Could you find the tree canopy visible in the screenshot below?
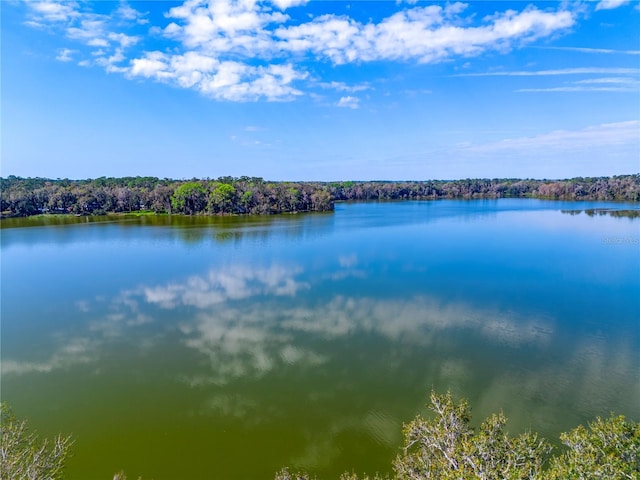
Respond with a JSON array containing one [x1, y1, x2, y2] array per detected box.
[[1, 175, 638, 218], [0, 176, 336, 217], [0, 403, 73, 480], [276, 391, 640, 480]]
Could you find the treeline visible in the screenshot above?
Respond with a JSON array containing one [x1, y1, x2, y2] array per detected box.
[[0, 176, 333, 217], [1, 174, 638, 218], [327, 174, 640, 202]]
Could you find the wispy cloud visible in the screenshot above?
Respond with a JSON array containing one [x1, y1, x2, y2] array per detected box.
[[336, 96, 360, 109], [55, 48, 76, 62], [595, 0, 631, 11], [25, 0, 80, 26], [116, 1, 149, 25], [459, 67, 640, 93], [517, 86, 637, 92], [536, 46, 640, 55], [455, 67, 640, 77], [573, 77, 639, 84], [514, 73, 640, 93], [463, 120, 639, 154], [319, 81, 371, 93]]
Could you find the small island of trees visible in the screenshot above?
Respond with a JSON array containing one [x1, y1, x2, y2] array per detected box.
[[1, 174, 638, 218]]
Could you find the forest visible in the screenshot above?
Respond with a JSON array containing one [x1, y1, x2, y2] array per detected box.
[[1, 174, 638, 218]]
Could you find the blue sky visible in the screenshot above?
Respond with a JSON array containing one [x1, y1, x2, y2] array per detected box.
[[2, 0, 639, 181]]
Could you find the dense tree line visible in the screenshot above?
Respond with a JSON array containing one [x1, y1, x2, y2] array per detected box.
[[0, 176, 333, 217], [1, 174, 638, 218], [326, 175, 640, 202]]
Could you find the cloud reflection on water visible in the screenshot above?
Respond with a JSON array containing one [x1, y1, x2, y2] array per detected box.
[[1, 337, 96, 375], [2, 260, 554, 379], [141, 264, 309, 309], [3, 260, 638, 451], [278, 296, 553, 347], [474, 333, 640, 440]]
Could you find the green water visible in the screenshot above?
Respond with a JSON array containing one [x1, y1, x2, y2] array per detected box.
[[2, 199, 639, 479]]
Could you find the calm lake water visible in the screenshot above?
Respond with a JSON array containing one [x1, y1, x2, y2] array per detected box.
[[2, 199, 639, 479]]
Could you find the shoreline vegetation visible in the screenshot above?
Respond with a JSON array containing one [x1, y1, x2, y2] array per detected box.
[[1, 174, 638, 219], [2, 392, 638, 480]]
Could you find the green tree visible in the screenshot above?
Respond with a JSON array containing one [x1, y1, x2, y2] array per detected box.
[[0, 403, 73, 480], [208, 183, 237, 214], [240, 189, 254, 213], [547, 414, 640, 479], [277, 392, 639, 480], [393, 391, 551, 480], [171, 182, 207, 215]]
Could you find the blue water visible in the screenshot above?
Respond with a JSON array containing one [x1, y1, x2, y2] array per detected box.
[[2, 199, 639, 479]]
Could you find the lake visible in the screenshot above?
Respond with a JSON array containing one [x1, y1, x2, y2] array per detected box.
[[2, 199, 639, 479]]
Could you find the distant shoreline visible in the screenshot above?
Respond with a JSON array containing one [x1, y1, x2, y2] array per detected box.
[[1, 174, 638, 218]]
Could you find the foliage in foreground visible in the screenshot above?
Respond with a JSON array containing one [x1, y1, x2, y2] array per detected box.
[[2, 393, 638, 480], [276, 391, 640, 480], [0, 403, 72, 480]]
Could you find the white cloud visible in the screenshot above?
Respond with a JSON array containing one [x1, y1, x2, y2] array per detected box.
[[274, 14, 363, 64], [55, 48, 75, 62], [275, 5, 575, 64], [337, 96, 360, 109], [116, 1, 148, 24], [595, 0, 631, 10], [128, 52, 307, 101], [116, 1, 139, 20], [573, 77, 639, 84], [270, 0, 309, 10], [130, 51, 173, 78], [95, 48, 129, 73], [87, 38, 109, 48], [20, 1, 583, 102], [319, 81, 370, 93], [108, 32, 140, 48], [27, 1, 80, 24], [66, 17, 109, 45], [165, 0, 288, 52]]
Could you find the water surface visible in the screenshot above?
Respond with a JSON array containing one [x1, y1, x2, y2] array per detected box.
[[2, 199, 639, 479]]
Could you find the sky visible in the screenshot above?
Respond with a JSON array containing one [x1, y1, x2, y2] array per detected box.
[[1, 0, 639, 181]]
